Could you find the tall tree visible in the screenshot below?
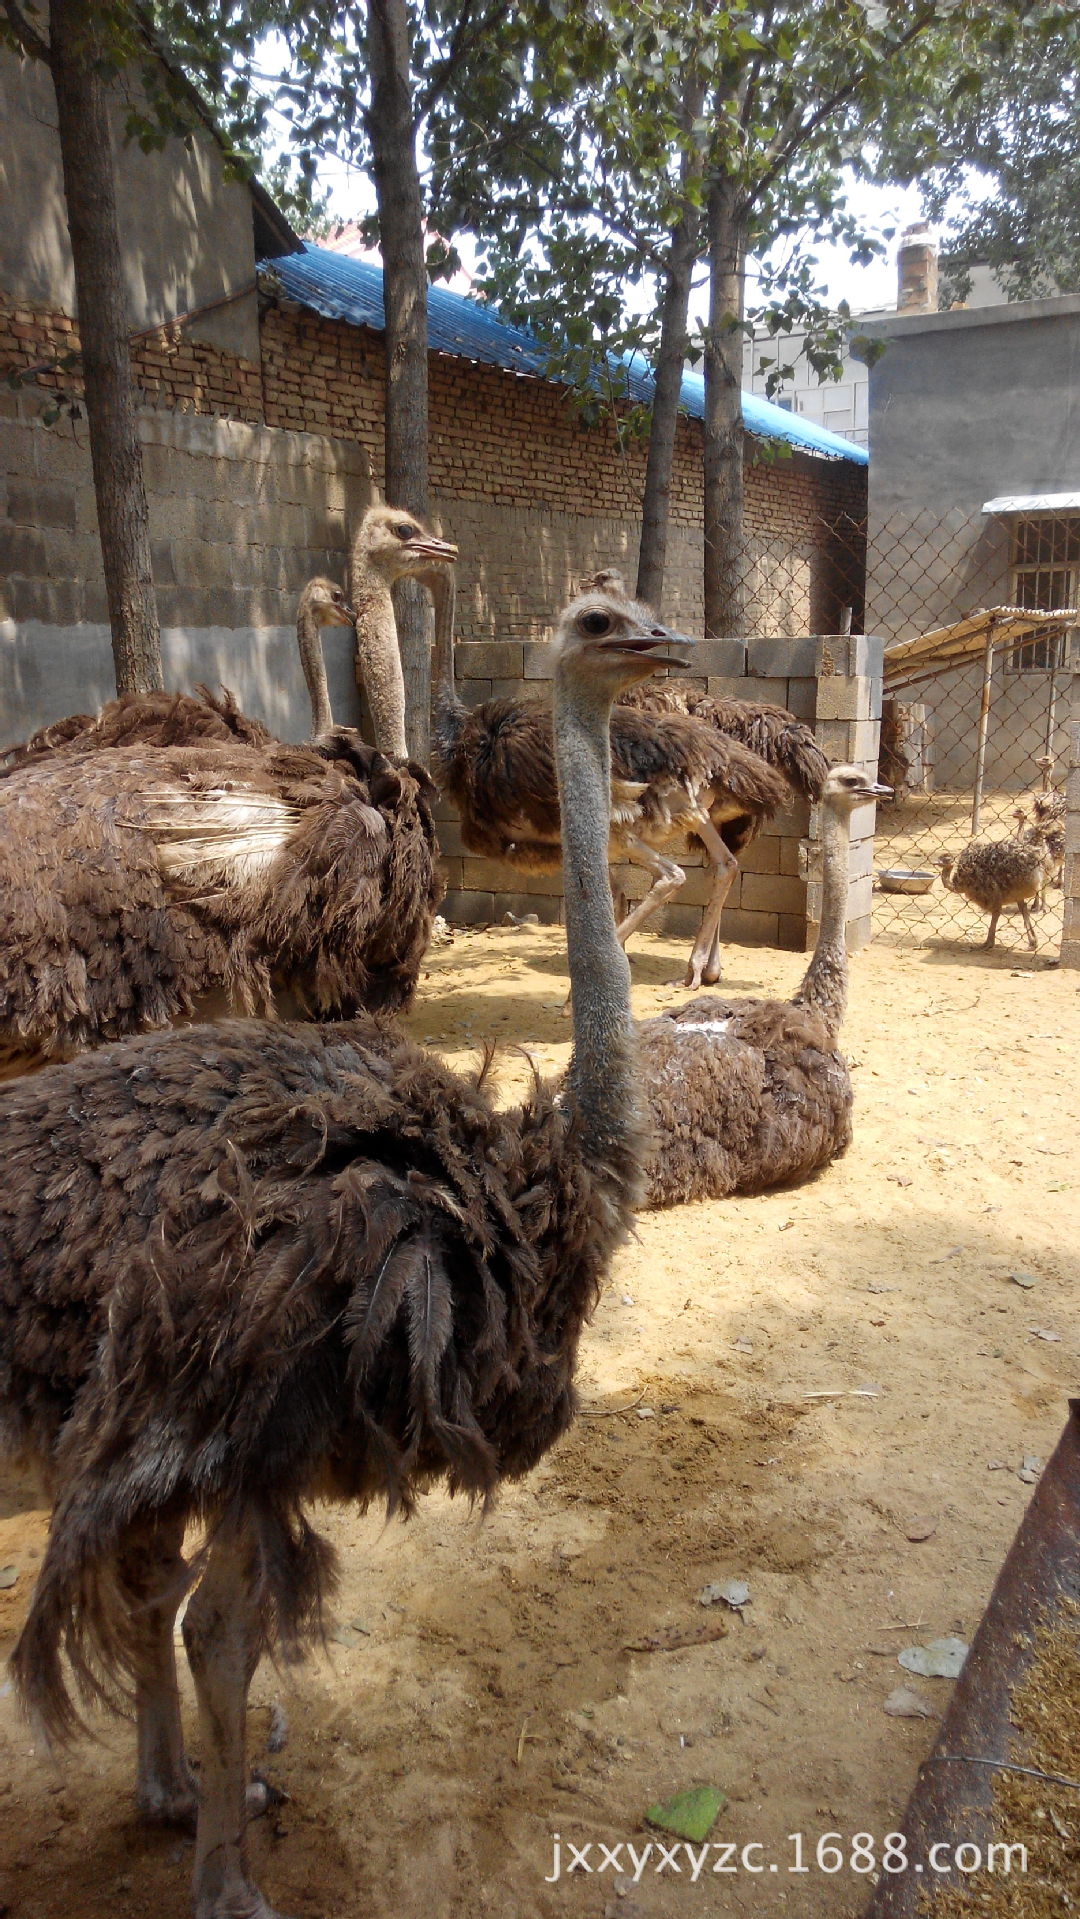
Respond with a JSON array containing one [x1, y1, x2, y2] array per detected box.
[[2, 0, 163, 691]]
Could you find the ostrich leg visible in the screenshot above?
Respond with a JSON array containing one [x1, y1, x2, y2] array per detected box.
[[117, 1515, 198, 1828], [982, 907, 1001, 950], [613, 837, 687, 948], [1020, 901, 1038, 950], [681, 812, 739, 989], [182, 1524, 280, 1919]]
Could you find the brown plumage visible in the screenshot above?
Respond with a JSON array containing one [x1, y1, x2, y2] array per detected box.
[[934, 833, 1052, 951], [0, 730, 442, 1076], [0, 588, 684, 1919], [0, 530, 462, 1077], [639, 764, 889, 1206], [1013, 796, 1065, 907], [429, 569, 789, 987], [580, 567, 830, 805]]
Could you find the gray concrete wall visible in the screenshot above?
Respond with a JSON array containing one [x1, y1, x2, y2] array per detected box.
[[861, 296, 1080, 801], [0, 41, 260, 360], [0, 397, 374, 743]]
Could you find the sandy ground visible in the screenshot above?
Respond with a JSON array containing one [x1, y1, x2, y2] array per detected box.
[[1, 919, 1078, 1919]]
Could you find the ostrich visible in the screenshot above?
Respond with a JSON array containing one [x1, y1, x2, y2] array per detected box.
[[348, 504, 457, 755], [0, 578, 356, 771], [579, 568, 830, 805], [0, 587, 688, 1919], [933, 833, 1053, 951], [638, 764, 890, 1207], [427, 565, 788, 988], [0, 520, 460, 1075]]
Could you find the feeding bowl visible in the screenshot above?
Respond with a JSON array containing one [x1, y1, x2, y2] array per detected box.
[[877, 868, 936, 895]]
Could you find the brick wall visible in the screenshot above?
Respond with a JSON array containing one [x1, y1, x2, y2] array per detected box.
[[0, 297, 264, 425], [260, 300, 866, 640]]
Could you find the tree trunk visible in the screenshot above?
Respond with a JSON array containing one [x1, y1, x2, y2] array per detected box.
[[636, 75, 706, 612], [49, 0, 162, 694], [702, 171, 747, 638], [635, 213, 701, 611], [366, 0, 431, 760]]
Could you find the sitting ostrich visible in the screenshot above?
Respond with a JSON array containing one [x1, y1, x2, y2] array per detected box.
[[580, 568, 830, 805], [0, 514, 459, 1075], [0, 586, 687, 1919], [639, 764, 889, 1206], [934, 832, 1053, 951], [427, 565, 788, 988]]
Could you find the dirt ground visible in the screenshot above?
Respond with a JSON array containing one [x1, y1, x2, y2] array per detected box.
[[1, 919, 1077, 1919]]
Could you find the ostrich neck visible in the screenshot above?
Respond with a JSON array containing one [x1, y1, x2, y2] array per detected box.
[[554, 678, 640, 1176], [795, 799, 852, 1039], [352, 569, 408, 759], [429, 564, 467, 753], [297, 608, 334, 737]]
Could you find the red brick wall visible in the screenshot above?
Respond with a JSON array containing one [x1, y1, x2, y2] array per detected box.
[[0, 298, 263, 423]]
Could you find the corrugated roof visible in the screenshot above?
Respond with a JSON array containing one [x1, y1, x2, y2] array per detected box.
[[884, 605, 1077, 685], [266, 244, 868, 466], [983, 492, 1080, 514]]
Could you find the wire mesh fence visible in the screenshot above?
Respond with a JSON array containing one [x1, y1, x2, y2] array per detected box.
[[727, 504, 1074, 956]]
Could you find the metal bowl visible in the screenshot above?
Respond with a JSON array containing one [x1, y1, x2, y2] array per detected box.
[[877, 868, 936, 896]]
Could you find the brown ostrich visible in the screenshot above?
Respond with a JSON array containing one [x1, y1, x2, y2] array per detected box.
[[0, 586, 687, 1919], [638, 764, 889, 1207], [934, 833, 1053, 951], [0, 578, 355, 771], [579, 568, 830, 805], [428, 566, 788, 988]]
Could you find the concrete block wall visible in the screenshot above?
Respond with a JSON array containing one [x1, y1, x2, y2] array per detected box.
[[441, 630, 886, 956], [0, 396, 374, 743]]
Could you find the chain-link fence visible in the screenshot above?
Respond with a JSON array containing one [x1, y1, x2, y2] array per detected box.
[[861, 507, 1073, 955], [711, 505, 1074, 956]]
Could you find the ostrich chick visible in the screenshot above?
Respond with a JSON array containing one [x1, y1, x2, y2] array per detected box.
[[639, 765, 889, 1206], [0, 588, 690, 1919], [934, 833, 1052, 951]]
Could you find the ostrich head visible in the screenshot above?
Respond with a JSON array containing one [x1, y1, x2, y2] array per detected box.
[[354, 505, 458, 584], [551, 590, 693, 692], [819, 763, 892, 811], [932, 852, 957, 886], [577, 566, 629, 598], [298, 577, 356, 628]]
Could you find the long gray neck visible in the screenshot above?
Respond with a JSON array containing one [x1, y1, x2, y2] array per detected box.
[[352, 566, 408, 758], [429, 564, 466, 752], [298, 607, 334, 737], [795, 797, 852, 1039], [555, 672, 640, 1177]]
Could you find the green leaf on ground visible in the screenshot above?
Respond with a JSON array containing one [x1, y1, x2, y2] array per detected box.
[[644, 1784, 727, 1842]]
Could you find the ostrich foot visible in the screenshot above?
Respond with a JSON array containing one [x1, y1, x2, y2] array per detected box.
[[140, 1770, 283, 1834], [195, 1876, 291, 1919], [137, 1758, 199, 1830], [682, 958, 719, 989]]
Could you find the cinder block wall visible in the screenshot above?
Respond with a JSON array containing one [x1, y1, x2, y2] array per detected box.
[[440, 631, 885, 954]]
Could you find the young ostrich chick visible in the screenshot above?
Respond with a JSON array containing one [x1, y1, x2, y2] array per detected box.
[[934, 832, 1052, 950], [0, 589, 690, 1919], [638, 764, 889, 1206]]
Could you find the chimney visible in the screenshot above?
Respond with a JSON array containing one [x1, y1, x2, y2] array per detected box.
[[897, 223, 938, 313]]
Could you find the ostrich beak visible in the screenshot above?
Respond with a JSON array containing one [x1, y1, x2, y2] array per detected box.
[[858, 779, 892, 800], [613, 624, 695, 672], [409, 537, 458, 566]]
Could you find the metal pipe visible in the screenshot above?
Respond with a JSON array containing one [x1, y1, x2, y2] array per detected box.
[[970, 626, 996, 835]]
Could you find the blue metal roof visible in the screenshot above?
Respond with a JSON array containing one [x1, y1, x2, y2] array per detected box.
[[268, 243, 867, 466]]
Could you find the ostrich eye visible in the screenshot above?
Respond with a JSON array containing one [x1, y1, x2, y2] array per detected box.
[[394, 522, 416, 540], [581, 611, 612, 636]]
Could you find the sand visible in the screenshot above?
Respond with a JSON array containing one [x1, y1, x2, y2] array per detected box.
[[1, 922, 1077, 1919]]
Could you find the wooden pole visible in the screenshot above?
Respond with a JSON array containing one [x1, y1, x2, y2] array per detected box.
[[970, 623, 996, 836]]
